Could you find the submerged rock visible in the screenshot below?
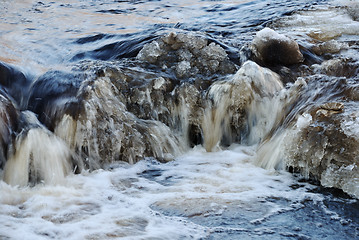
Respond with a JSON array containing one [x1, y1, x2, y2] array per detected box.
[[311, 40, 349, 56], [319, 58, 359, 78], [251, 28, 304, 66]]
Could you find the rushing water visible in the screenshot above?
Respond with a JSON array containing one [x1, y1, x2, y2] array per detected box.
[[1, 0, 359, 239]]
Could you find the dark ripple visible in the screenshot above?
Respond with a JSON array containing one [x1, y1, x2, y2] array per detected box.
[[75, 33, 116, 44], [72, 32, 160, 61]]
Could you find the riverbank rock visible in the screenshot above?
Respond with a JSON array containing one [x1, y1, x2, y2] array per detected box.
[[286, 105, 359, 198], [251, 28, 304, 66], [283, 77, 359, 198]]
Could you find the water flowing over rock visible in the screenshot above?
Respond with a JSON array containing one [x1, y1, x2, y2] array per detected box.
[[18, 33, 282, 174], [285, 78, 359, 198], [3, 111, 73, 186], [2, 1, 359, 238], [0, 27, 359, 200], [46, 58, 281, 169]]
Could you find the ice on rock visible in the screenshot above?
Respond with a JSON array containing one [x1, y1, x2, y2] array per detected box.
[[176, 61, 191, 78], [137, 32, 237, 78], [137, 41, 163, 64], [178, 49, 193, 61], [201, 42, 227, 61]]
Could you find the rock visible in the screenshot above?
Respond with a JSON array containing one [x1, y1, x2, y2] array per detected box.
[[345, 2, 359, 21], [136, 41, 163, 64], [0, 61, 31, 108], [0, 90, 19, 168], [282, 78, 359, 198], [252, 27, 304, 66], [286, 108, 359, 198], [202, 61, 283, 151], [310, 102, 344, 121], [22, 35, 286, 174], [27, 70, 84, 131]]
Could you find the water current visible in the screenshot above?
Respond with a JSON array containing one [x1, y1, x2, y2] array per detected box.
[[1, 0, 359, 239]]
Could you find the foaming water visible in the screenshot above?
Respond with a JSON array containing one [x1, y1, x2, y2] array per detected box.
[[1, 146, 358, 239]]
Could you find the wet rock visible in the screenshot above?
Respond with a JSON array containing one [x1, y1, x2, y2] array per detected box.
[[310, 102, 344, 121], [25, 33, 285, 172], [254, 74, 359, 198], [49, 67, 184, 170], [27, 70, 85, 131], [345, 2, 359, 21], [202, 61, 283, 151], [282, 78, 359, 198], [286, 108, 359, 198], [33, 58, 283, 168], [0, 90, 19, 169], [0, 61, 31, 108], [252, 28, 304, 66]]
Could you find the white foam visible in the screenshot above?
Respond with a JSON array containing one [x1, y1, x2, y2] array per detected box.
[[0, 146, 321, 239]]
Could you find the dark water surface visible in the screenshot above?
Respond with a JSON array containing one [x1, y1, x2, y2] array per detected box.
[[0, 0, 325, 68]]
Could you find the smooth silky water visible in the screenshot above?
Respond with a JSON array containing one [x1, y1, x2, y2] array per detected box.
[[1, 0, 359, 239]]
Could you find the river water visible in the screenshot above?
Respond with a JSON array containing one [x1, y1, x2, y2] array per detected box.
[[1, 0, 359, 239]]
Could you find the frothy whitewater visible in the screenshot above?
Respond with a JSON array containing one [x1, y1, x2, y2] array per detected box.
[[1, 0, 359, 239]]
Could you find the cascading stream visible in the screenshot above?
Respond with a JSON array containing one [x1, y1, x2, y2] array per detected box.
[[1, 0, 359, 239]]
